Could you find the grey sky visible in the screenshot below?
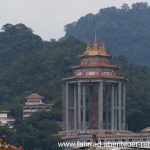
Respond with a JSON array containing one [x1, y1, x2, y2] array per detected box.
[[0, 0, 149, 40]]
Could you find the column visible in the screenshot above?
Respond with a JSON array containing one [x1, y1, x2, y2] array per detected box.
[[62, 84, 65, 131], [98, 81, 103, 130], [78, 82, 81, 130], [82, 84, 86, 130], [114, 84, 118, 130], [65, 83, 69, 131], [111, 85, 115, 130], [123, 83, 126, 130], [106, 87, 109, 129], [118, 82, 122, 130], [74, 84, 77, 130]]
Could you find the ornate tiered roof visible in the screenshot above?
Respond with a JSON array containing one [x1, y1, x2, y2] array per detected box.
[[80, 41, 111, 57], [25, 93, 44, 99], [63, 36, 126, 81]]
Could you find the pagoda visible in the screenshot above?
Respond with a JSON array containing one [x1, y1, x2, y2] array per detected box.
[[23, 93, 54, 119], [62, 35, 127, 132]]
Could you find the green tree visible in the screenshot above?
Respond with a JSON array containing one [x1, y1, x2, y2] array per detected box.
[[11, 111, 62, 150]]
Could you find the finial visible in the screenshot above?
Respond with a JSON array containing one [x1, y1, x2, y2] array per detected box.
[[93, 31, 98, 49]]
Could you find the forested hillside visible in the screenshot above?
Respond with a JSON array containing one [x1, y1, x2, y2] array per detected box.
[[65, 2, 150, 67], [0, 23, 150, 149], [0, 23, 84, 117], [0, 23, 150, 131]]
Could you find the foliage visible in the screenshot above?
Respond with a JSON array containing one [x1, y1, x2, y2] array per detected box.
[[10, 111, 62, 150], [0, 126, 13, 143], [0, 24, 84, 118]]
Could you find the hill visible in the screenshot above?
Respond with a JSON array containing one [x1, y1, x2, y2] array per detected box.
[[65, 2, 150, 67], [0, 23, 150, 133], [0, 23, 84, 118]]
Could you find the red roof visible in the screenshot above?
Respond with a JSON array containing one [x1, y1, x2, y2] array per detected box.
[[25, 93, 44, 99], [0, 109, 10, 113], [71, 63, 119, 69], [63, 75, 127, 81]]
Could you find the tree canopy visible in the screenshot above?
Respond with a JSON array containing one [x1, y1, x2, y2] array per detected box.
[[10, 111, 62, 150]]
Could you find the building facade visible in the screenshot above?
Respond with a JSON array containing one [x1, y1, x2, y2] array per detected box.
[[62, 38, 127, 132], [23, 93, 54, 119], [59, 129, 150, 149], [0, 110, 15, 127]]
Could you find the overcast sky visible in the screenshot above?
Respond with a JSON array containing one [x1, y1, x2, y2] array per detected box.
[[0, 0, 149, 40]]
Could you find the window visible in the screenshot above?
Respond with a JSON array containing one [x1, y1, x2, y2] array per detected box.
[[75, 71, 83, 76]]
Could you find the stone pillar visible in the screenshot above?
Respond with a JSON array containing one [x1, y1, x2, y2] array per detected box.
[[89, 86, 93, 129], [74, 84, 77, 130], [82, 84, 86, 130], [111, 85, 115, 130], [114, 85, 118, 130], [98, 81, 103, 130], [118, 82, 122, 130], [123, 83, 126, 130], [105, 90, 109, 129], [78, 82, 81, 130], [65, 83, 69, 131], [62, 84, 65, 131]]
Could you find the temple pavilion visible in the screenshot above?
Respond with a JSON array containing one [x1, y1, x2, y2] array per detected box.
[[62, 36, 127, 132], [23, 93, 54, 119]]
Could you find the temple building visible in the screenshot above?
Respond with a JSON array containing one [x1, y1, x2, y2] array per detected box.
[[60, 36, 150, 149], [0, 110, 15, 128], [62, 36, 127, 132], [23, 93, 54, 119]]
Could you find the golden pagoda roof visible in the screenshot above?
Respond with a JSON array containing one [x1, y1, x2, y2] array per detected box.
[[83, 42, 111, 57], [80, 33, 111, 57]]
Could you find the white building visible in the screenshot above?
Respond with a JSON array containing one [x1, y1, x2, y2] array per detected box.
[[0, 110, 15, 127], [23, 93, 54, 119]]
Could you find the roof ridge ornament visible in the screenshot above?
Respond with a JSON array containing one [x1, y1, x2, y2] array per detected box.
[[83, 33, 110, 57], [86, 38, 90, 51], [93, 31, 98, 50]]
